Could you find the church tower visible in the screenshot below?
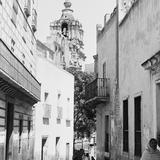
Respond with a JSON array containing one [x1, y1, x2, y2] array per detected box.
[[46, 0, 85, 70]]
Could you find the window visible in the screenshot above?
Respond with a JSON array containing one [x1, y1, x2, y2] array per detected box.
[[57, 107, 63, 120], [30, 50, 33, 55], [43, 117, 49, 125], [23, 18, 27, 31], [134, 96, 141, 157], [22, 36, 26, 44], [49, 51, 54, 60], [66, 98, 70, 120], [11, 0, 18, 26], [57, 118, 61, 124], [58, 93, 61, 100], [22, 53, 25, 59], [11, 38, 15, 53], [66, 120, 71, 127], [123, 99, 129, 152], [44, 92, 49, 102], [32, 8, 37, 32], [102, 62, 106, 87], [105, 115, 109, 152], [103, 62, 106, 78], [19, 116, 23, 153]]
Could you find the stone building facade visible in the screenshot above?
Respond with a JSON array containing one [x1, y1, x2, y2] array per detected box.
[[119, 0, 160, 159], [0, 0, 40, 160], [94, 10, 117, 160], [46, 0, 86, 70], [86, 0, 160, 159], [34, 41, 74, 160]]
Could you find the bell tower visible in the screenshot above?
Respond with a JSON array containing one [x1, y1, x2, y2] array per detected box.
[[47, 0, 85, 70]]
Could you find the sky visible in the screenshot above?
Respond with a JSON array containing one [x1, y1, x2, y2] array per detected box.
[[37, 0, 117, 64]]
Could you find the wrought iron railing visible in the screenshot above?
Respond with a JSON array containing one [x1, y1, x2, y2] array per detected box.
[[0, 40, 40, 101], [85, 78, 109, 102]]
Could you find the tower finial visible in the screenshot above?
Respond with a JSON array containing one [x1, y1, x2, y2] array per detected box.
[[64, 0, 72, 9]]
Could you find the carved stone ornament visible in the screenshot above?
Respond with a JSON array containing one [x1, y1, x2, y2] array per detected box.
[[141, 51, 160, 74]]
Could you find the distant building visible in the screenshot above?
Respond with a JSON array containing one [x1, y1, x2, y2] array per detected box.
[[0, 0, 40, 160], [37, 40, 65, 69], [84, 63, 94, 73], [34, 41, 74, 160], [46, 0, 86, 70]]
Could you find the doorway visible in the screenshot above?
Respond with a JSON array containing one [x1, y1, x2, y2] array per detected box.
[[66, 143, 70, 160], [41, 137, 47, 160], [134, 96, 141, 157], [156, 84, 160, 146], [5, 102, 14, 160]]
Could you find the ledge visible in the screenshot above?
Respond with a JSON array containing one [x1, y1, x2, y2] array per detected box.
[[141, 50, 160, 71]]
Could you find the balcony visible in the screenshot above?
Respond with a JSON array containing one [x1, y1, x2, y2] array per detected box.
[[0, 39, 40, 104], [85, 78, 109, 105]]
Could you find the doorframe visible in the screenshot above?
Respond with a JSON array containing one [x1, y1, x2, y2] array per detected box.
[[41, 136, 48, 160]]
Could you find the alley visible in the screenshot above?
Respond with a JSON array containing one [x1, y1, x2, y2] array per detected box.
[[1, 0, 160, 160]]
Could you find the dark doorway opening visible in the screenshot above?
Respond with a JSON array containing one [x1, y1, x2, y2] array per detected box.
[[123, 99, 129, 152], [5, 102, 14, 160], [66, 143, 70, 160], [41, 137, 47, 160], [134, 96, 141, 157], [105, 115, 109, 153]]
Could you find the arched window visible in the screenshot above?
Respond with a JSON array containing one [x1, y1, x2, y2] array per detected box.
[[61, 23, 68, 37]]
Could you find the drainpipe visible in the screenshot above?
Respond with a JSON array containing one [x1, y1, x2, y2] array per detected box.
[[116, 0, 119, 90], [115, 0, 120, 159]]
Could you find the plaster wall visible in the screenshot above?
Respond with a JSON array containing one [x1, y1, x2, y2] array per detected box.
[[34, 55, 74, 160], [96, 12, 117, 160], [119, 0, 160, 159]]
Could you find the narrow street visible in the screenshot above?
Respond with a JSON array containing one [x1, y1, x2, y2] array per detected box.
[[0, 0, 160, 160]]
